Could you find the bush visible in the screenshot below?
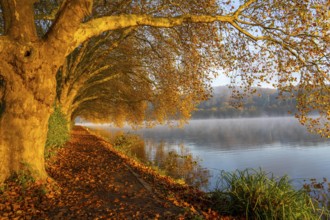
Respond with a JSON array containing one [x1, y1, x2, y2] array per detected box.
[[45, 106, 69, 158], [210, 168, 326, 219], [112, 133, 145, 158]]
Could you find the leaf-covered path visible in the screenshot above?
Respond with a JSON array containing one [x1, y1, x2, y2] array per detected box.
[[47, 126, 185, 219], [1, 126, 224, 219]]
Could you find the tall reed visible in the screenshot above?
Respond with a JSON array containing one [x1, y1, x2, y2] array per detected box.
[[210, 168, 327, 219]]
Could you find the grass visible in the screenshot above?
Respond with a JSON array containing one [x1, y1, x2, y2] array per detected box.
[[303, 177, 330, 213], [8, 163, 36, 190], [111, 133, 145, 156], [210, 168, 328, 220], [45, 105, 70, 159], [110, 133, 209, 187], [89, 130, 329, 219], [108, 133, 189, 186]]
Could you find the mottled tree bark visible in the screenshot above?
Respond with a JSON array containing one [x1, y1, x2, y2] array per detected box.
[[0, 0, 318, 182], [0, 0, 231, 182], [0, 43, 56, 182], [0, 0, 92, 182]]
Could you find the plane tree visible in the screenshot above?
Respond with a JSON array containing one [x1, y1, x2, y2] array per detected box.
[[57, 24, 213, 127], [56, 28, 138, 124], [0, 0, 329, 182], [56, 1, 220, 126]]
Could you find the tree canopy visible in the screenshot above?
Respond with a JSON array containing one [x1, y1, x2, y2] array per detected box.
[[57, 25, 211, 127], [50, 0, 330, 135], [0, 0, 329, 182]]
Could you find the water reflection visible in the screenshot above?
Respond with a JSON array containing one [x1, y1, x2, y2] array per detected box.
[[93, 130, 210, 189], [85, 117, 330, 191], [150, 141, 210, 189]]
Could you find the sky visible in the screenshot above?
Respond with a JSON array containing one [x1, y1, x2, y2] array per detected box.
[[211, 75, 230, 87], [211, 74, 276, 89]]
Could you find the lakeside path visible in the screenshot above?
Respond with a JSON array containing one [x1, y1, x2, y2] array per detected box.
[[0, 126, 226, 219]]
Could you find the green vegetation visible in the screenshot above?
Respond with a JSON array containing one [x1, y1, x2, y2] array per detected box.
[[112, 133, 145, 158], [45, 106, 70, 158], [9, 170, 35, 190], [109, 132, 209, 188], [303, 178, 330, 212], [210, 169, 327, 219], [5, 163, 37, 195], [1, 0, 329, 184]]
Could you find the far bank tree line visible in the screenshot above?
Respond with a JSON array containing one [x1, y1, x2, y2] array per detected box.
[[0, 0, 328, 183], [193, 86, 297, 118]]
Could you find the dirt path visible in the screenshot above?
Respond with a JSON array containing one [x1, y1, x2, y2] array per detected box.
[[46, 126, 185, 219], [0, 126, 222, 219]]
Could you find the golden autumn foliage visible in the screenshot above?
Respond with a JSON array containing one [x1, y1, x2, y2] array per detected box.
[[0, 127, 223, 219], [0, 0, 328, 182], [54, 0, 329, 135]]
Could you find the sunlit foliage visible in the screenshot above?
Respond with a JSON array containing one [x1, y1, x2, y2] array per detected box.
[[51, 0, 329, 135], [0, 0, 329, 182]]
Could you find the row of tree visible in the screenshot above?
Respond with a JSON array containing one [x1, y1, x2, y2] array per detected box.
[[0, 0, 328, 183]]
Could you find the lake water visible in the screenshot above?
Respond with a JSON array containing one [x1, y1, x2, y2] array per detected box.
[[84, 117, 330, 191]]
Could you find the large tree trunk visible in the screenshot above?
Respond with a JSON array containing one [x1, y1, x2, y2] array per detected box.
[[0, 103, 51, 182], [0, 0, 91, 183], [0, 51, 56, 183]]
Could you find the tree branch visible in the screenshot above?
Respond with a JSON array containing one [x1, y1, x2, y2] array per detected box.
[[70, 72, 121, 107], [0, 0, 38, 41], [228, 20, 310, 67], [78, 64, 114, 87], [70, 95, 99, 111], [69, 14, 235, 53], [83, 73, 121, 92], [68, 41, 90, 80], [67, 0, 258, 54], [233, 0, 256, 18], [35, 5, 60, 20], [45, 0, 92, 55]]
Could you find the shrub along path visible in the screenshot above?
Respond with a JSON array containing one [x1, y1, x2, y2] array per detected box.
[[0, 126, 227, 219]]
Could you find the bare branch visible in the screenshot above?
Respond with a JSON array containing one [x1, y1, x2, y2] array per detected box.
[[233, 0, 256, 18]]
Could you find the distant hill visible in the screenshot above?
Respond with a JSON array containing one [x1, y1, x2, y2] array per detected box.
[[192, 86, 297, 118]]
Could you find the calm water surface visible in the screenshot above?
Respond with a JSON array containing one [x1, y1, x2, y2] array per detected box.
[[85, 117, 330, 190]]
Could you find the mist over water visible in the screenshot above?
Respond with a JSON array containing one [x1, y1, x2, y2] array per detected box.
[[85, 117, 330, 190], [134, 117, 326, 148]]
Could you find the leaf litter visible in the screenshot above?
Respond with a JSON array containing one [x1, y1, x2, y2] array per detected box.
[[0, 126, 234, 219]]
